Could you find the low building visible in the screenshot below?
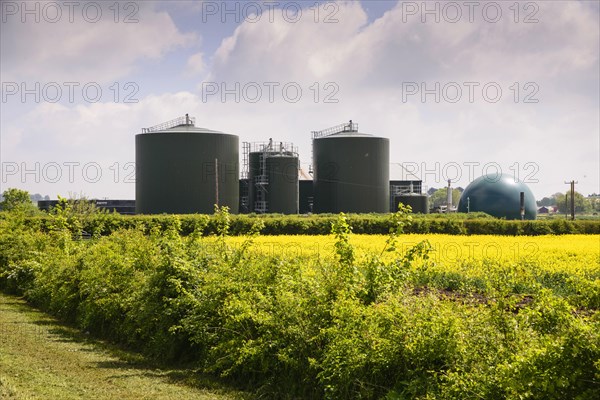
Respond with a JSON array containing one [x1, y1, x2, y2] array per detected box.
[[38, 200, 135, 215]]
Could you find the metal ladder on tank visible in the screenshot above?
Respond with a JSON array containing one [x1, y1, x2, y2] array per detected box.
[[241, 142, 250, 180], [254, 151, 269, 213], [240, 142, 251, 210]]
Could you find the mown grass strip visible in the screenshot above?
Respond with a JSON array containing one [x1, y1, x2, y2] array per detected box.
[[0, 292, 249, 400]]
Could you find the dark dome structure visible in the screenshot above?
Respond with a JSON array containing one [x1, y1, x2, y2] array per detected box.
[[457, 174, 537, 220]]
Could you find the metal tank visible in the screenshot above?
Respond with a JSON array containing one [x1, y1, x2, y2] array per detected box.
[[457, 173, 537, 220], [312, 121, 389, 213], [393, 195, 429, 214], [389, 180, 425, 212], [267, 155, 299, 214], [136, 115, 239, 214], [246, 140, 299, 214]]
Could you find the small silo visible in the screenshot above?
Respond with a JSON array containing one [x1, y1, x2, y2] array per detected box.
[[246, 140, 299, 214], [312, 121, 389, 213], [394, 194, 429, 214], [389, 180, 427, 213], [136, 115, 239, 214]]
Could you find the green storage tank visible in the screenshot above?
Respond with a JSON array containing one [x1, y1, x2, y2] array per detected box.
[[313, 122, 389, 213], [247, 141, 299, 214], [394, 194, 429, 214], [457, 174, 537, 220], [266, 155, 299, 214], [389, 180, 425, 212], [136, 116, 239, 214]]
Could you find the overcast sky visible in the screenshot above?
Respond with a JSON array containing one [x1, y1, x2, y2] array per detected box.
[[1, 0, 599, 200]]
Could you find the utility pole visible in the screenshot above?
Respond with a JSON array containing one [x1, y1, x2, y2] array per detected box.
[[446, 179, 452, 213], [564, 180, 578, 221]]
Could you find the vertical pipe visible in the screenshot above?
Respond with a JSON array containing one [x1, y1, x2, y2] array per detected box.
[[446, 179, 452, 213], [520, 191, 525, 220], [215, 158, 219, 207], [571, 180, 575, 220]]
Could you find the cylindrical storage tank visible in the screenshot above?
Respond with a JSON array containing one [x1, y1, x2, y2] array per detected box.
[[313, 133, 389, 213], [136, 125, 239, 214], [248, 150, 299, 214], [394, 195, 429, 214], [266, 154, 299, 214]]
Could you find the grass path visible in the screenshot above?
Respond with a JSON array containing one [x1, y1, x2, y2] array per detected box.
[[0, 293, 248, 400]]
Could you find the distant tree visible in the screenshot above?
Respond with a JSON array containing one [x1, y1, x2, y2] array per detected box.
[[590, 197, 600, 212], [30, 193, 44, 202], [429, 188, 462, 208], [537, 196, 555, 207], [49, 195, 105, 218], [555, 192, 592, 214], [0, 188, 37, 213]]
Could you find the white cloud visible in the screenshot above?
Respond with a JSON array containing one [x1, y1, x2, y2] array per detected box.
[[2, 1, 598, 199], [193, 0, 598, 196], [208, 1, 370, 84], [0, 1, 197, 84], [185, 52, 206, 76]]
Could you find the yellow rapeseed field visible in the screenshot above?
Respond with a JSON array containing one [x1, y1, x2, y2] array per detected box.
[[226, 234, 600, 281], [228, 233, 597, 261]]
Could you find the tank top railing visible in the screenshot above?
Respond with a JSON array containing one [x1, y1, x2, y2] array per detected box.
[[246, 141, 298, 155], [142, 115, 196, 133], [390, 184, 428, 195], [311, 121, 358, 139]]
